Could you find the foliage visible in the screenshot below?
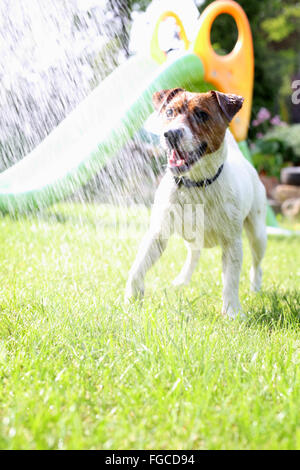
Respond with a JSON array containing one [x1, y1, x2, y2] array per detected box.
[[251, 124, 300, 178], [261, 3, 300, 43], [264, 123, 300, 158], [251, 146, 285, 179]]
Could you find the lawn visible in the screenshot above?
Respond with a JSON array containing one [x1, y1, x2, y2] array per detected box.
[[0, 202, 299, 450]]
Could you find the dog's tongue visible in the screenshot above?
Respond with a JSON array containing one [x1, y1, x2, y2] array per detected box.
[[168, 149, 187, 168]]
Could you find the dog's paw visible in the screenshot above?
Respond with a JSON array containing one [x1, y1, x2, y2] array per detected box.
[[227, 308, 245, 320], [172, 276, 190, 287], [124, 279, 144, 303], [222, 303, 245, 320]]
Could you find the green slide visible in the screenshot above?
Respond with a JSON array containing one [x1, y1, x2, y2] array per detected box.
[[0, 53, 208, 214]]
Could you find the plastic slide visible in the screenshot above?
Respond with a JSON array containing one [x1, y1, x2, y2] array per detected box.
[[0, 0, 277, 227]]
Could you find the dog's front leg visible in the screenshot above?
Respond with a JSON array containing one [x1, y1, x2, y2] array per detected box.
[[125, 230, 168, 301], [221, 237, 243, 318]]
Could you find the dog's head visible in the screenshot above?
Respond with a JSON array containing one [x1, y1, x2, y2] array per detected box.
[[152, 88, 244, 174]]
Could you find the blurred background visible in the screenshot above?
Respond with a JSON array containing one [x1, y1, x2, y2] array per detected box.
[[0, 0, 299, 216]]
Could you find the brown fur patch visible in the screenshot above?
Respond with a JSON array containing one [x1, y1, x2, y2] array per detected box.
[[211, 91, 244, 123], [155, 90, 233, 154]]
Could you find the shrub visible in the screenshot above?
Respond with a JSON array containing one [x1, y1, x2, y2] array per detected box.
[[250, 123, 300, 178]]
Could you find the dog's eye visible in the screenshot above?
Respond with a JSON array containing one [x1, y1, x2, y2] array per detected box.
[[166, 108, 174, 118], [193, 107, 209, 123]]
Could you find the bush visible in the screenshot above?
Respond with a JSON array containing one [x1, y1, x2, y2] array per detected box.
[[250, 124, 300, 178]]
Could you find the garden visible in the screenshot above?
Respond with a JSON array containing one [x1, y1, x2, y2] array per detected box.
[[0, 0, 299, 451]]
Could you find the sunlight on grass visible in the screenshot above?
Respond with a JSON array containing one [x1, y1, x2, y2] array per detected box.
[[0, 203, 299, 449]]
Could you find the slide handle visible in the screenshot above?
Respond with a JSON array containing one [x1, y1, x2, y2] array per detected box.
[[193, 0, 254, 141], [150, 11, 190, 65]]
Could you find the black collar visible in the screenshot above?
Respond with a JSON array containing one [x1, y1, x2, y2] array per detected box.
[[174, 164, 224, 189]]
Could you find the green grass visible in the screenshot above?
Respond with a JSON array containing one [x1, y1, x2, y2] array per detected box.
[[0, 202, 299, 450]]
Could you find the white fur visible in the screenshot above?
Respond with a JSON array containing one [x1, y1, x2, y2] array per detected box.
[[125, 130, 267, 318]]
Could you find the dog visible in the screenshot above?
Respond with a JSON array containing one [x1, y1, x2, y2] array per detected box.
[[125, 88, 267, 318]]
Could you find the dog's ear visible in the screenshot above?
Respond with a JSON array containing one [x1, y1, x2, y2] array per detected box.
[[152, 88, 184, 112], [211, 91, 244, 122]]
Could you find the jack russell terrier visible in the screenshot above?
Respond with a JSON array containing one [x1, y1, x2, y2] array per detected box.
[[125, 88, 267, 318]]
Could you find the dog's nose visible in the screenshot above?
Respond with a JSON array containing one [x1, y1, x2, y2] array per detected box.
[[164, 129, 183, 146]]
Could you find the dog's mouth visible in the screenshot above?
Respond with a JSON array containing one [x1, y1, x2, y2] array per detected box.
[[167, 142, 207, 173]]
